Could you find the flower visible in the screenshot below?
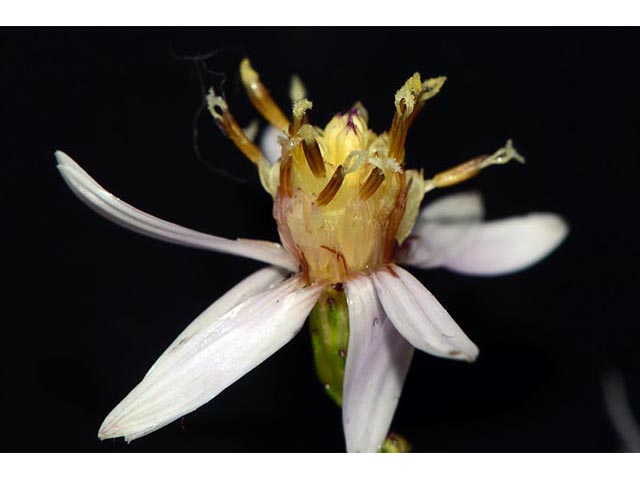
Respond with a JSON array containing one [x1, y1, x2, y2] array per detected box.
[[56, 59, 568, 452]]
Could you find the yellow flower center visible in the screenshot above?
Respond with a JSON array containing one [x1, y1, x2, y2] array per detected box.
[[273, 105, 422, 283]]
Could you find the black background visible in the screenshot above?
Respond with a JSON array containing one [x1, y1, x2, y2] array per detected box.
[[4, 28, 640, 452]]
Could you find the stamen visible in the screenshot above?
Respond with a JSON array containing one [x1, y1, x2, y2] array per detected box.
[[206, 88, 264, 166], [317, 166, 345, 206], [240, 58, 290, 131], [279, 152, 293, 197], [383, 179, 408, 262], [388, 74, 446, 162], [424, 139, 525, 193], [302, 137, 326, 178], [359, 167, 385, 200], [388, 104, 408, 162], [291, 98, 313, 136]]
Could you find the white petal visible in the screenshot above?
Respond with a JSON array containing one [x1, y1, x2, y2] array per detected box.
[[109, 267, 285, 423], [401, 192, 484, 268], [55, 151, 298, 271], [343, 275, 414, 453], [259, 125, 283, 164], [443, 213, 568, 276], [148, 267, 286, 379], [421, 191, 485, 223], [99, 274, 322, 442], [372, 265, 479, 362]]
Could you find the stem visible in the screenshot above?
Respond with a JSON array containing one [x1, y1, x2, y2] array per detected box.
[[308, 284, 412, 452], [308, 285, 349, 407]]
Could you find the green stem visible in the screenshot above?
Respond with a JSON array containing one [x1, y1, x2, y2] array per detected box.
[[308, 284, 349, 407], [308, 284, 412, 452]]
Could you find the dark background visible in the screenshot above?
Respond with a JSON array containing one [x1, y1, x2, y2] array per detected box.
[[3, 28, 639, 452]]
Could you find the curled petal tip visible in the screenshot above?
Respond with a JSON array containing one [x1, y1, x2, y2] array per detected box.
[[54, 150, 72, 166], [97, 418, 119, 441]]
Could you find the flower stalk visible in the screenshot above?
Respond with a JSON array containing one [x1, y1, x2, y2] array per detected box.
[[308, 284, 349, 407], [309, 283, 413, 452]]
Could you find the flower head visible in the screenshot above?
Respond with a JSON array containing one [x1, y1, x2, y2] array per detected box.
[[57, 58, 567, 451], [274, 105, 407, 283]]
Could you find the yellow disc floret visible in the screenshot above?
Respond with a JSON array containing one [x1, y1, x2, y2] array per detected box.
[[274, 106, 410, 283]]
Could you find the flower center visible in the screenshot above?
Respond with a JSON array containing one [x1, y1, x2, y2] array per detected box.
[[273, 108, 410, 283]]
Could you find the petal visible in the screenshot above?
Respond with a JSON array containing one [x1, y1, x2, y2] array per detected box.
[[343, 275, 414, 453], [401, 192, 485, 268], [98, 273, 322, 442], [259, 125, 283, 164], [443, 213, 568, 276], [372, 265, 479, 362], [55, 151, 298, 272], [421, 191, 485, 223], [147, 267, 286, 379]]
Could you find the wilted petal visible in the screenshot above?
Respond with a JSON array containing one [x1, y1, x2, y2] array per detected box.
[[259, 125, 283, 164], [55, 151, 298, 271], [443, 213, 568, 276], [98, 274, 322, 442], [401, 191, 484, 268], [343, 275, 413, 453], [372, 265, 478, 362]]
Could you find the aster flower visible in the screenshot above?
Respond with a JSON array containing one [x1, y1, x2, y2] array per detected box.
[[56, 59, 567, 452]]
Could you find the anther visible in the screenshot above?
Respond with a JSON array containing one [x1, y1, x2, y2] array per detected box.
[[359, 167, 385, 200], [317, 166, 345, 206], [302, 137, 326, 178], [290, 98, 313, 136], [206, 88, 263, 166], [240, 58, 290, 131], [388, 74, 446, 162], [279, 153, 293, 197]]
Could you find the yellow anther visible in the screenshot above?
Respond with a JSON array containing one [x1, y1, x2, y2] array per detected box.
[[359, 167, 385, 200], [291, 98, 313, 135], [394, 73, 423, 117], [240, 58, 290, 131], [317, 166, 345, 206], [302, 136, 326, 178]]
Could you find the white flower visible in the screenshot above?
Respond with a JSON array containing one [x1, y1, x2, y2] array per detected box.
[[56, 59, 568, 452]]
